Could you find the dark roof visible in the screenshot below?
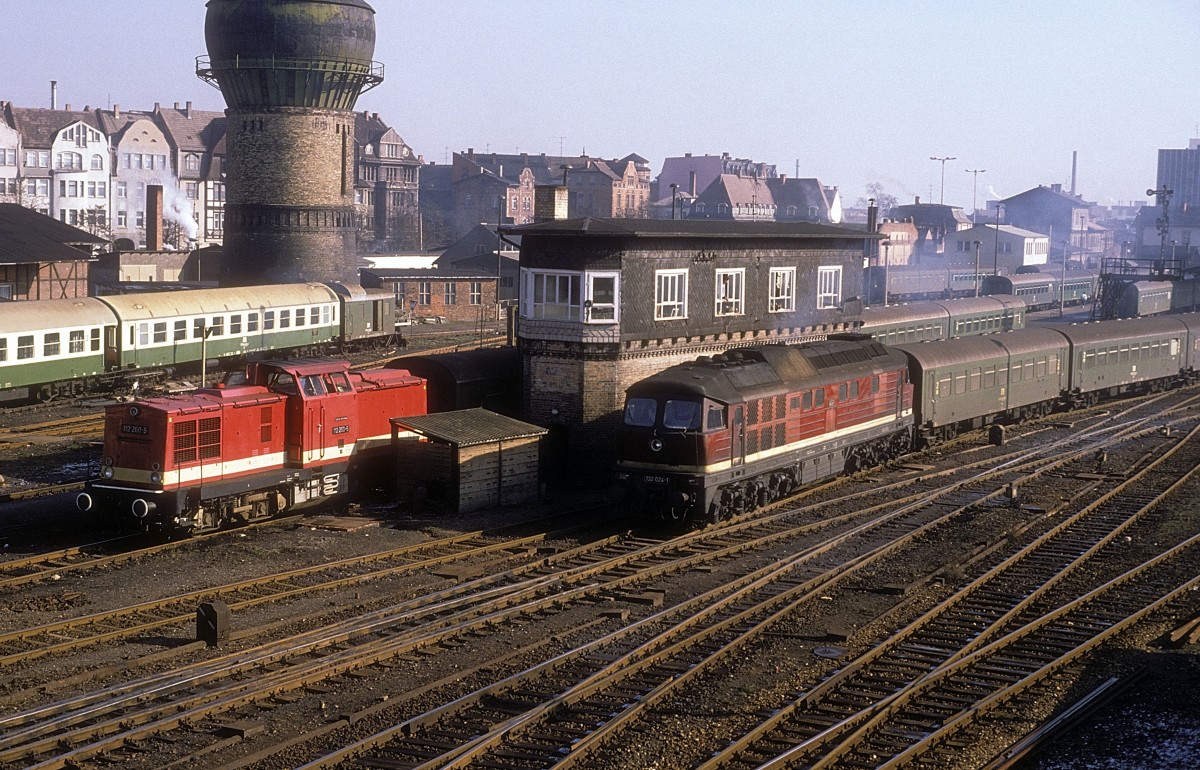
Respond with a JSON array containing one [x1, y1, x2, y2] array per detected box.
[[506, 217, 873, 240], [391, 408, 547, 446], [362, 265, 494, 280], [155, 105, 226, 154], [5, 107, 103, 147], [0, 204, 107, 263]]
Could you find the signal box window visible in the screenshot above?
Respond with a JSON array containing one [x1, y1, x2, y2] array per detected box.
[[655, 269, 687, 320], [585, 272, 618, 323], [527, 271, 581, 320], [715, 269, 744, 316], [817, 266, 842, 309], [769, 267, 795, 313]]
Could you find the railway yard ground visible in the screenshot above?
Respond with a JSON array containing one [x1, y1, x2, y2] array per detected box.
[[2, 326, 1200, 768]]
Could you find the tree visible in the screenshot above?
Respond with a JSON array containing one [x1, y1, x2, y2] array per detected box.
[[857, 183, 897, 217]]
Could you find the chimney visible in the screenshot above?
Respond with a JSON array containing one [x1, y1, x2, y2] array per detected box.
[[915, 195, 921, 204], [185, 101, 192, 118], [534, 185, 568, 222], [65, 103, 72, 112], [1070, 150, 1077, 196], [146, 184, 164, 251], [113, 104, 120, 119], [780, 174, 788, 184], [175, 102, 181, 110], [689, 170, 697, 196], [1051, 183, 1062, 193], [50, 80, 57, 110]]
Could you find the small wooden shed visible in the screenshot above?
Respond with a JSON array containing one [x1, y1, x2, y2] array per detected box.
[[390, 408, 547, 514]]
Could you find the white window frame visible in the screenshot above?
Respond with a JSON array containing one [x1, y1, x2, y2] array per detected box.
[[584, 271, 619, 324], [715, 268, 745, 316], [817, 266, 843, 309], [522, 269, 582, 321], [655, 269, 688, 320], [769, 267, 795, 313]]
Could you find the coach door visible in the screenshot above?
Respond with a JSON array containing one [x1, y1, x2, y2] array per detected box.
[[731, 406, 745, 467]]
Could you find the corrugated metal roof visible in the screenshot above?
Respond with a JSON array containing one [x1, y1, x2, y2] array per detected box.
[[391, 408, 547, 446]]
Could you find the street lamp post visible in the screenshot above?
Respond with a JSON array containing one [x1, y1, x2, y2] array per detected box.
[[882, 240, 892, 306], [973, 241, 982, 297], [669, 183, 678, 220], [930, 156, 956, 204], [965, 168, 985, 223], [993, 202, 1004, 275]]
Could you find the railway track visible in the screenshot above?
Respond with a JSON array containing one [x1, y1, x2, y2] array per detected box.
[[699, 423, 1200, 769], [1, 402, 1184, 769]]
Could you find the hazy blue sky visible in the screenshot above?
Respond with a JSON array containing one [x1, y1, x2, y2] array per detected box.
[[5, 1, 1197, 209]]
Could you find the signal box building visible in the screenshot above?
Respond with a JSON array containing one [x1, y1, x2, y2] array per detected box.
[[509, 217, 873, 480]]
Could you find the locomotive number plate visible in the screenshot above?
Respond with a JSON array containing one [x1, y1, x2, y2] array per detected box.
[[331, 425, 350, 435], [120, 424, 149, 436], [644, 475, 669, 485]]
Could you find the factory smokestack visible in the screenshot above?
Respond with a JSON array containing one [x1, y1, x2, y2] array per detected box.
[[1070, 150, 1077, 197], [146, 184, 164, 251]]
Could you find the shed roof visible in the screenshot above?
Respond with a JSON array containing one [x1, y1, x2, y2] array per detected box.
[[391, 408, 547, 446], [0, 204, 107, 263]]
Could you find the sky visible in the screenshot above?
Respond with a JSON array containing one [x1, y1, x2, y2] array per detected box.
[[4, 1, 1197, 210]]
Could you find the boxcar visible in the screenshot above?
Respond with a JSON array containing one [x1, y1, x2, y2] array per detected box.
[[387, 346, 521, 415], [0, 298, 116, 400], [328, 282, 397, 347]]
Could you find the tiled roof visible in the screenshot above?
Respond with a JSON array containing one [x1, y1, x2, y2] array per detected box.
[[390, 408, 547, 446], [6, 107, 104, 147]]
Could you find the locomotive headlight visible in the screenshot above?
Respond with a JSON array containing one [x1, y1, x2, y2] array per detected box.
[[101, 467, 114, 479], [150, 472, 161, 485], [649, 438, 664, 452]]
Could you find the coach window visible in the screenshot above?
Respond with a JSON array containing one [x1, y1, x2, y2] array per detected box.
[[193, 319, 205, 339], [264, 311, 275, 330], [585, 272, 619, 323], [91, 328, 100, 351], [248, 313, 260, 333], [310, 307, 320, 325], [295, 308, 306, 326], [153, 322, 167, 344], [280, 310, 291, 329], [664, 400, 701, 430], [969, 368, 981, 391], [210, 316, 224, 337], [0, 338, 6, 361], [137, 323, 150, 346], [230, 315, 242, 335], [44, 332, 61, 357], [174, 320, 186, 341], [937, 375, 952, 397], [983, 366, 996, 388], [623, 397, 657, 427], [715, 269, 744, 316], [70, 330, 85, 354], [17, 335, 33, 360]]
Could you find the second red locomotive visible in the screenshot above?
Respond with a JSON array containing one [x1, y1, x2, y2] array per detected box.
[[78, 359, 426, 533], [616, 337, 914, 525]]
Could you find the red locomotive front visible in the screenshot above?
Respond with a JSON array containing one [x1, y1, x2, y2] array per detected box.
[[80, 360, 426, 533]]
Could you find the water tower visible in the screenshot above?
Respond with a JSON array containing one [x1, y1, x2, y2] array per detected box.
[[198, 0, 384, 286]]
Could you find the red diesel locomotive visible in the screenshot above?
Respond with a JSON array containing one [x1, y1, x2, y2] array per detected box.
[[616, 337, 915, 526], [78, 359, 426, 533]]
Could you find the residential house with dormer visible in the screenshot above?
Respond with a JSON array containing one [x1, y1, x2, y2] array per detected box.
[[354, 111, 421, 251], [690, 174, 842, 224]]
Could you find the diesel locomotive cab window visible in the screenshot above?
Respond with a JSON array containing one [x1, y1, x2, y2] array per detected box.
[[707, 404, 727, 430], [326, 372, 352, 393], [301, 375, 325, 396], [624, 398, 657, 427], [663, 400, 701, 430]]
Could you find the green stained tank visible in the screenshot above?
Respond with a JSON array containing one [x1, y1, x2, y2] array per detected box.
[[198, 0, 383, 110]]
